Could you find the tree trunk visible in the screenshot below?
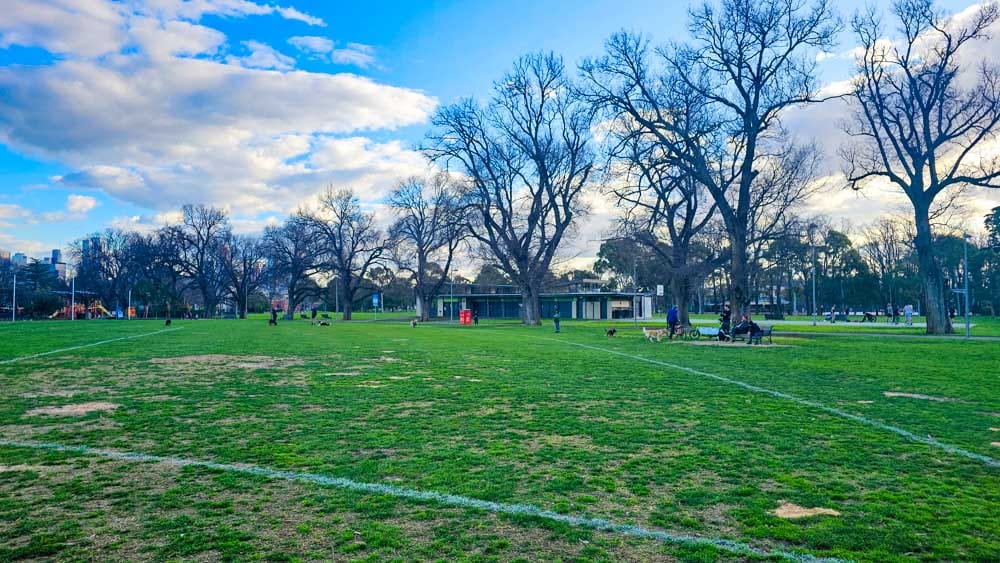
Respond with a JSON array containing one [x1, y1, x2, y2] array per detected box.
[[729, 230, 750, 320], [285, 276, 299, 320], [415, 294, 429, 321], [670, 276, 691, 327], [341, 278, 353, 321], [520, 284, 541, 326], [913, 204, 952, 334]]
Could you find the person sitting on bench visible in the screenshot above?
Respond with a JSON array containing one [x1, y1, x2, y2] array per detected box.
[[733, 315, 751, 336]]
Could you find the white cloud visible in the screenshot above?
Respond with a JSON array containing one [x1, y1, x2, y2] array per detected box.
[[289, 36, 377, 68], [0, 203, 32, 220], [227, 40, 295, 70], [67, 194, 98, 215], [0, 1, 437, 218], [274, 5, 325, 26], [0, 0, 126, 58], [289, 35, 333, 54]]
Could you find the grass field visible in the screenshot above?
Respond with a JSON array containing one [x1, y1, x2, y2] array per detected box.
[[1, 319, 997, 562]]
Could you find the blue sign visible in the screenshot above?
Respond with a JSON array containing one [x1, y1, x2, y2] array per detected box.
[[372, 293, 380, 307]]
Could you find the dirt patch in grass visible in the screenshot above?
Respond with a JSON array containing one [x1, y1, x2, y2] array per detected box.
[[883, 391, 965, 403], [774, 501, 840, 519], [150, 354, 303, 370], [527, 434, 600, 452], [24, 402, 120, 417], [857, 400, 874, 404], [992, 442, 1000, 448], [0, 464, 66, 474]]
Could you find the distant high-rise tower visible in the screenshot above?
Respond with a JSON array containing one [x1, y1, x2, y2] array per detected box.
[[51, 249, 62, 265]]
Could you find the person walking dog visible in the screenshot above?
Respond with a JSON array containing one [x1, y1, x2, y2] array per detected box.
[[667, 305, 680, 340]]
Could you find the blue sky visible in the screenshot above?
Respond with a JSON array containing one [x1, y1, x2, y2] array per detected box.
[[0, 0, 991, 261]]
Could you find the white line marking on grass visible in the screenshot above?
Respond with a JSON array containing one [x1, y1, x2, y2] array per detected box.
[[0, 328, 183, 365], [0, 439, 845, 563], [546, 339, 999, 468]]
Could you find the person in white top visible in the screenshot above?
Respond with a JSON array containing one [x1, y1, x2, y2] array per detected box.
[[904, 304, 914, 326]]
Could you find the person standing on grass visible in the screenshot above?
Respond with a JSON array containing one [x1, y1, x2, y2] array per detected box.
[[904, 304, 913, 326], [667, 305, 680, 341], [553, 307, 561, 333], [473, 311, 479, 325]]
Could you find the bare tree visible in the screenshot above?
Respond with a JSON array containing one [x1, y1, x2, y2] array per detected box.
[[386, 173, 467, 321], [842, 0, 1000, 333], [581, 0, 839, 319], [263, 215, 323, 319], [220, 233, 267, 319], [428, 53, 594, 325], [163, 204, 229, 316], [860, 217, 909, 310], [70, 229, 143, 312], [307, 188, 386, 321], [605, 125, 718, 327]]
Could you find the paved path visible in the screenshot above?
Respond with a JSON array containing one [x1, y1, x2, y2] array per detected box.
[[689, 318, 941, 328], [774, 330, 1000, 341]]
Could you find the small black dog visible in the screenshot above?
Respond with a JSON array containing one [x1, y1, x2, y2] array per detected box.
[[605, 328, 617, 338], [165, 318, 172, 326], [268, 318, 278, 326]]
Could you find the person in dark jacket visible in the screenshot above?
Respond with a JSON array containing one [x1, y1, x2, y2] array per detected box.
[[667, 305, 680, 340], [553, 308, 561, 333], [719, 306, 732, 341]]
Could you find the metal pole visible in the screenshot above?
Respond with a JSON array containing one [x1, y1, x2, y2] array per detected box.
[[127, 288, 132, 320], [244, 281, 248, 320], [964, 234, 970, 339], [811, 244, 817, 326], [71, 275, 75, 320], [450, 279, 454, 323], [633, 260, 638, 328], [11, 270, 15, 322]]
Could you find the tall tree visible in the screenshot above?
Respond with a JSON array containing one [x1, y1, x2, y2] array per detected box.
[[428, 53, 595, 325], [163, 204, 229, 316], [604, 120, 718, 326], [842, 0, 1000, 333], [307, 188, 386, 321], [220, 233, 267, 319], [263, 215, 323, 318], [386, 173, 467, 321], [581, 1, 838, 320]]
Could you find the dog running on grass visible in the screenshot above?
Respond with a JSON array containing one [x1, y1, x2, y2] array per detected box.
[[165, 318, 172, 327], [605, 328, 617, 338], [642, 327, 667, 342], [411, 319, 418, 328]]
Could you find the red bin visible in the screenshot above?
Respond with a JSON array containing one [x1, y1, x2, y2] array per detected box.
[[460, 309, 472, 325]]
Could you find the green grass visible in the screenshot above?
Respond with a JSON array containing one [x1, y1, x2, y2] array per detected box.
[[1, 320, 997, 561]]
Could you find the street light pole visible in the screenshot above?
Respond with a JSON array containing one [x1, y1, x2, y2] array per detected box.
[[633, 260, 639, 328], [807, 224, 817, 326], [964, 234, 971, 339], [812, 247, 817, 326], [11, 269, 15, 322], [71, 275, 76, 321], [450, 278, 454, 323], [127, 288, 132, 320]]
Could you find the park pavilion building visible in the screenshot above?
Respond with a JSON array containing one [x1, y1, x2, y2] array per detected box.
[[430, 280, 655, 321]]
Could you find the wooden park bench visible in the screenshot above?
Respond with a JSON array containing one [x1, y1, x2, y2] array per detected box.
[[750, 326, 773, 344], [732, 325, 774, 344]]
